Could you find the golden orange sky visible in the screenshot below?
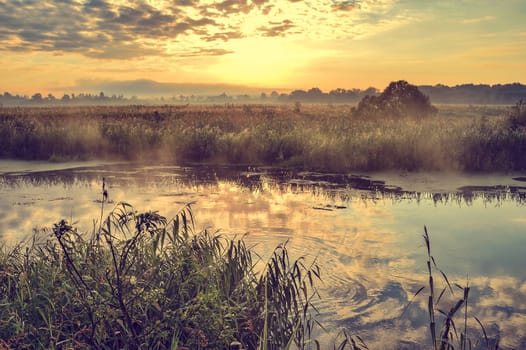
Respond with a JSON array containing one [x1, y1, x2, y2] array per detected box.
[[0, 0, 525, 96]]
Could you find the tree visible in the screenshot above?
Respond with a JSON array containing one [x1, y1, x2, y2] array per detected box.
[[290, 89, 307, 101], [354, 80, 437, 119]]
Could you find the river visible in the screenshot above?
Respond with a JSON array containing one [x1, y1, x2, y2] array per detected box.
[[0, 160, 525, 349]]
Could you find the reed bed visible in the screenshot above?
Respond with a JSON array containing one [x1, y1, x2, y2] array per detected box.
[[0, 103, 523, 171], [0, 199, 324, 349]]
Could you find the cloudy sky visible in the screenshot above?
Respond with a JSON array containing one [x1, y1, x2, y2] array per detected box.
[[0, 0, 525, 95]]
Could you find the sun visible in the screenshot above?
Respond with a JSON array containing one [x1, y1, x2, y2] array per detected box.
[[207, 37, 319, 88]]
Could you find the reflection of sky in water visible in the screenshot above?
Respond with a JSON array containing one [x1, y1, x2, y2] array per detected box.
[[0, 161, 525, 349]]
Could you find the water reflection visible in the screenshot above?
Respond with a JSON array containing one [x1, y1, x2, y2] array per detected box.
[[0, 162, 525, 349]]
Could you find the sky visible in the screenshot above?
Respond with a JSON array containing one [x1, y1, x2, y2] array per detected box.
[[0, 0, 525, 96]]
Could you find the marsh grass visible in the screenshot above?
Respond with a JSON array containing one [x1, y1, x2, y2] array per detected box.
[[507, 100, 526, 130], [0, 199, 322, 349], [0, 104, 524, 171], [401, 227, 499, 350]]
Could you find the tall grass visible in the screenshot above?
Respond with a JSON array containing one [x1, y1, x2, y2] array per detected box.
[[0, 199, 322, 349], [0, 104, 525, 171], [401, 227, 499, 350]]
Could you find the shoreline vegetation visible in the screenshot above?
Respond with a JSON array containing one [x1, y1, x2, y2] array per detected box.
[[0, 200, 498, 349], [0, 202, 321, 349], [0, 81, 525, 173]]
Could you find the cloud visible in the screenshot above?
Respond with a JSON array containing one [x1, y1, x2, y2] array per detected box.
[[258, 19, 296, 37], [0, 0, 217, 59], [203, 30, 244, 42], [332, 0, 359, 11], [210, 0, 254, 15], [260, 4, 274, 15], [173, 0, 199, 5], [68, 78, 271, 96], [252, 0, 271, 6], [463, 15, 496, 24], [0, 0, 416, 59], [84, 42, 165, 60], [179, 48, 235, 57]]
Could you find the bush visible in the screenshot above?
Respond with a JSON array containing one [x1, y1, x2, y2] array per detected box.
[[354, 80, 438, 119]]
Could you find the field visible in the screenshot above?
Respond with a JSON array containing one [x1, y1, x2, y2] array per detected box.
[[1, 103, 525, 172]]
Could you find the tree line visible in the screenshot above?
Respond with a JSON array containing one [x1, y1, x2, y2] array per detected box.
[[0, 91, 132, 106], [1, 82, 524, 106]]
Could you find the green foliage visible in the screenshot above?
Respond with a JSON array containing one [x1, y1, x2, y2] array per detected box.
[[0, 202, 322, 349], [354, 80, 438, 119], [178, 125, 220, 161], [507, 99, 526, 130], [1, 102, 526, 171]]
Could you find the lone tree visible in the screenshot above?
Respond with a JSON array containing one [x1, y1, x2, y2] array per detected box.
[[354, 80, 438, 119]]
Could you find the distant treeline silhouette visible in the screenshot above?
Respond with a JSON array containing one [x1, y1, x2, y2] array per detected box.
[[0, 91, 132, 106], [419, 83, 526, 104], [1, 82, 525, 106]]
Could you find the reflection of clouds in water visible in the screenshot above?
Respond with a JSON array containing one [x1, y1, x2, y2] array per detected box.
[[1, 163, 526, 348], [364, 274, 526, 349], [327, 276, 526, 349], [464, 276, 526, 349]]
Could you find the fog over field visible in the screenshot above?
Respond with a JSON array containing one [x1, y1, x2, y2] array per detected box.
[[1, 80, 525, 106]]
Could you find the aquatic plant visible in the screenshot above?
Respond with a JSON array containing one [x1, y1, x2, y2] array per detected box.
[[401, 227, 499, 350], [0, 199, 322, 349]]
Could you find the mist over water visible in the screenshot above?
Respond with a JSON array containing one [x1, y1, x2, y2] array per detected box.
[[1, 161, 525, 349]]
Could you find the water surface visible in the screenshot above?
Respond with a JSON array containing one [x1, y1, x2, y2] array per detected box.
[[1, 161, 525, 349]]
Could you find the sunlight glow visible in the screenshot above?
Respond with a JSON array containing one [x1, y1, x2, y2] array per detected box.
[[0, 0, 523, 94], [211, 38, 317, 87]]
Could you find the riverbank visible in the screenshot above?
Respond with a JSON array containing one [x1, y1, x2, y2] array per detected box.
[[1, 104, 525, 172]]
